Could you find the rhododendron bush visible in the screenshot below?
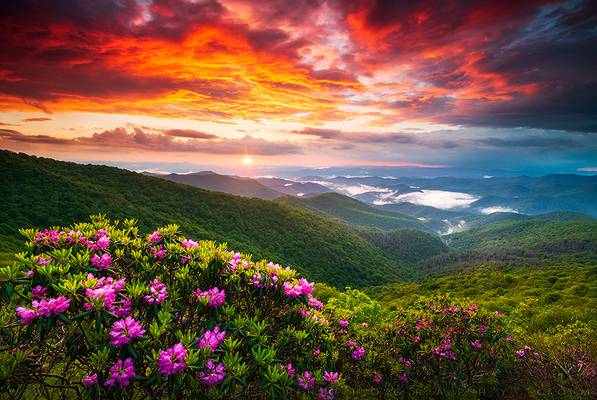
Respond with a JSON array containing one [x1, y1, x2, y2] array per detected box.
[[0, 216, 518, 398]]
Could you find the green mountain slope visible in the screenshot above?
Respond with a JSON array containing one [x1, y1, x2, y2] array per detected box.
[[277, 192, 429, 231], [358, 228, 448, 266], [147, 171, 285, 200], [0, 150, 408, 287], [415, 216, 597, 277], [368, 265, 597, 334], [447, 218, 597, 251]]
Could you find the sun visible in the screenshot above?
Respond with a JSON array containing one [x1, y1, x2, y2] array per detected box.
[[242, 155, 253, 166]]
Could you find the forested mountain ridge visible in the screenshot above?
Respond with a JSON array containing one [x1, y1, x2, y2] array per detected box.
[[0, 150, 410, 287]]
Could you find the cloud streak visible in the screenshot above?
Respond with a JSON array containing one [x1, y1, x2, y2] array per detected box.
[[0, 127, 302, 156]]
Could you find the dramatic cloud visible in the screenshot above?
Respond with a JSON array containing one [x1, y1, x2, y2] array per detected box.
[[22, 117, 52, 122], [0, 0, 595, 171], [0, 127, 301, 156], [293, 127, 459, 148]]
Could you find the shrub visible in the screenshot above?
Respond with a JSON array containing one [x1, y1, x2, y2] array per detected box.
[[0, 217, 519, 398]]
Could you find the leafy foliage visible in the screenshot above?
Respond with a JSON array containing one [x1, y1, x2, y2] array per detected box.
[[0, 217, 523, 399]]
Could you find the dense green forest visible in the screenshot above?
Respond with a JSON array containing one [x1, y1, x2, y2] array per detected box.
[[0, 151, 411, 287], [447, 218, 597, 251], [369, 265, 596, 334], [358, 228, 448, 266]]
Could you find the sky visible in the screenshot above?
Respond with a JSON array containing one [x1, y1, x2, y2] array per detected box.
[[0, 0, 596, 175]]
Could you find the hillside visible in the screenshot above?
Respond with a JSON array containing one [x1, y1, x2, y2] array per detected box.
[[369, 265, 597, 335], [0, 150, 408, 287], [277, 192, 429, 231], [447, 218, 597, 251], [146, 171, 285, 200], [415, 216, 597, 277], [358, 228, 448, 266], [256, 177, 330, 196]]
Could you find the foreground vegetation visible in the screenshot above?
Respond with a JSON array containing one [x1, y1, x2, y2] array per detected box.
[[0, 217, 595, 399]]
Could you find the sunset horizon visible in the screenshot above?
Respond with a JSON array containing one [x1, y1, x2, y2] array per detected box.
[[1, 0, 595, 174]]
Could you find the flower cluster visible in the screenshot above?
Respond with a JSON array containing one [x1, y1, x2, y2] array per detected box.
[[198, 326, 226, 353], [283, 278, 314, 298], [90, 253, 112, 270], [109, 316, 145, 347], [199, 360, 226, 386], [84, 275, 127, 313], [157, 343, 188, 375], [145, 278, 167, 304], [193, 287, 226, 308], [16, 296, 70, 325], [105, 358, 136, 388], [3, 218, 533, 399]]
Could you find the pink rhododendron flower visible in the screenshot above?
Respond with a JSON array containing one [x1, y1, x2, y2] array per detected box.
[[157, 343, 188, 375], [90, 253, 112, 270], [96, 235, 110, 249], [199, 360, 226, 386], [339, 319, 349, 327], [109, 316, 145, 347], [323, 371, 338, 384], [228, 252, 241, 271], [399, 357, 413, 367], [105, 358, 136, 388], [297, 371, 315, 391], [150, 244, 166, 259], [318, 387, 335, 400], [110, 297, 132, 318], [299, 308, 311, 318], [398, 373, 409, 383], [312, 348, 321, 357], [516, 350, 526, 357], [145, 278, 167, 304], [361, 322, 369, 328], [31, 285, 47, 299], [308, 295, 323, 311], [181, 238, 198, 249], [471, 340, 483, 349], [16, 306, 37, 325], [37, 256, 52, 266], [283, 282, 301, 298], [252, 273, 266, 288], [285, 363, 295, 376], [373, 374, 382, 385], [193, 287, 225, 308], [148, 230, 161, 243], [352, 347, 365, 360], [85, 276, 125, 310], [82, 373, 98, 386], [35, 296, 70, 317], [198, 326, 226, 352]]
